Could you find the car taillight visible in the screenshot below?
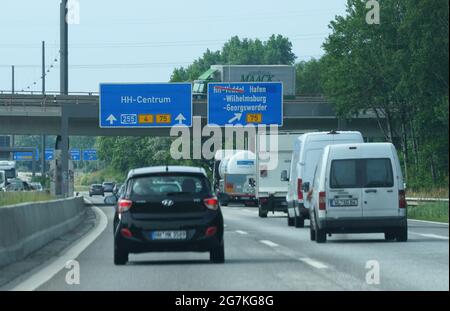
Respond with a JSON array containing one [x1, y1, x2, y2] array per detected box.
[[118, 199, 133, 213], [120, 228, 132, 238], [297, 178, 303, 200], [319, 192, 326, 210], [260, 197, 269, 205], [204, 197, 219, 210], [399, 190, 407, 209], [205, 226, 217, 237]]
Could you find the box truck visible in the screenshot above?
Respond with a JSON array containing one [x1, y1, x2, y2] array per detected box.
[[193, 65, 296, 98], [255, 132, 305, 218]]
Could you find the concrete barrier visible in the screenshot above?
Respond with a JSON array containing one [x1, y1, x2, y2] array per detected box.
[[0, 196, 86, 268]]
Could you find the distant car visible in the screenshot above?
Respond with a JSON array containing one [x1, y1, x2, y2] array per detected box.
[[89, 184, 105, 196], [102, 182, 115, 193], [113, 166, 224, 265], [30, 182, 43, 191], [5, 180, 33, 192]]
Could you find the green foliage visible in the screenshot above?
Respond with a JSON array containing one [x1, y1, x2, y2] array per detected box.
[[295, 58, 323, 95], [170, 35, 296, 82], [320, 0, 449, 189], [0, 192, 54, 207], [408, 202, 449, 223]]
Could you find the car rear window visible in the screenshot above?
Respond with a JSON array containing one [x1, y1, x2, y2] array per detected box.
[[128, 174, 210, 200], [330, 159, 358, 188], [365, 159, 393, 187], [330, 158, 393, 189]]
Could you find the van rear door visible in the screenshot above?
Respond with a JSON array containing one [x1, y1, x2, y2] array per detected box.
[[327, 159, 363, 218], [362, 158, 398, 217]]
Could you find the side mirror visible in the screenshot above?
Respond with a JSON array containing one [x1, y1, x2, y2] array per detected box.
[[302, 182, 310, 192], [104, 195, 118, 206], [280, 170, 289, 181]]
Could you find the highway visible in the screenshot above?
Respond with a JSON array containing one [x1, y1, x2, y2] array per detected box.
[[4, 194, 442, 291]]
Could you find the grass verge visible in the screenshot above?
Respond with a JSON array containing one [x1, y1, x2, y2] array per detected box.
[[0, 192, 54, 207], [408, 202, 449, 223]]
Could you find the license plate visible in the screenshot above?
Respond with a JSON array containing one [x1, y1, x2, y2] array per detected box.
[[150, 230, 187, 240], [330, 198, 358, 207]]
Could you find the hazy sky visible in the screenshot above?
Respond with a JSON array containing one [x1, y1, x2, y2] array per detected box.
[[0, 0, 347, 93]]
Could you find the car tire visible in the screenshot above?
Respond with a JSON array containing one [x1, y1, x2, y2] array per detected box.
[[210, 242, 225, 263], [258, 206, 268, 218], [114, 242, 128, 265], [310, 221, 316, 241], [384, 231, 396, 241], [396, 226, 408, 242], [287, 215, 294, 226], [315, 218, 327, 243], [295, 215, 305, 228]]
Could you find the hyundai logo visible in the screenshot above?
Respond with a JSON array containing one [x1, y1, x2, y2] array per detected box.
[[161, 199, 174, 207]]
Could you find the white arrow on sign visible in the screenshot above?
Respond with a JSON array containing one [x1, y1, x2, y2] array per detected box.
[[228, 113, 242, 123], [175, 113, 186, 124], [106, 114, 117, 125]]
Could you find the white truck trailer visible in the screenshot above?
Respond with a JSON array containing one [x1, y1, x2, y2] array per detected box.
[[255, 132, 305, 217]]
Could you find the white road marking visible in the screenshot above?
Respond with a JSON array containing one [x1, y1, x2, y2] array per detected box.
[[259, 240, 279, 247], [408, 219, 449, 226], [11, 205, 108, 291], [409, 232, 449, 240], [235, 230, 248, 235], [298, 257, 329, 269]]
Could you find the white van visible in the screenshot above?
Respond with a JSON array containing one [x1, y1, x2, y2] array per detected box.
[[307, 143, 407, 243], [286, 131, 364, 228]]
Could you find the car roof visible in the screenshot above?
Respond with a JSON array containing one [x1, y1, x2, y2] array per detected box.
[[127, 166, 207, 179]]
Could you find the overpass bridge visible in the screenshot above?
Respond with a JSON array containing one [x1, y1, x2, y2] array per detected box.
[[0, 92, 384, 137], [0, 91, 386, 197]]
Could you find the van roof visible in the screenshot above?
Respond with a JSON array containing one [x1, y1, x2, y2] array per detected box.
[[325, 143, 395, 158], [295, 131, 363, 142], [127, 166, 207, 179]]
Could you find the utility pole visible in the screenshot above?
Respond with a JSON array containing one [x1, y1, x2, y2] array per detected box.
[[59, 0, 69, 196], [11, 65, 14, 94], [42, 41, 45, 94], [60, 0, 68, 95], [41, 41, 46, 178], [10, 65, 15, 161]]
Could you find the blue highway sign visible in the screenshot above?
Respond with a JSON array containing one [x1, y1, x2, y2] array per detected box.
[[45, 149, 54, 161], [83, 149, 98, 161], [207, 82, 283, 126], [13, 148, 39, 161], [99, 83, 192, 128], [70, 149, 81, 161]]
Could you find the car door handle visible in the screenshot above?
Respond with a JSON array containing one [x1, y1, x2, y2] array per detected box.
[[365, 189, 377, 193]]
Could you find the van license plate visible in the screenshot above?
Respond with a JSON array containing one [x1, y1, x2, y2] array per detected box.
[[151, 231, 187, 240], [330, 198, 358, 207]]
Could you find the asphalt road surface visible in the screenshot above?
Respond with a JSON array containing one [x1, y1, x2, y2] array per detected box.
[[16, 194, 450, 291]]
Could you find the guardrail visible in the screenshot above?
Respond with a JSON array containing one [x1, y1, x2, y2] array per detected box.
[[406, 197, 449, 206]]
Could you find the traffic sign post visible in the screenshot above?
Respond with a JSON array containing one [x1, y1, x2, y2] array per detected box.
[[70, 149, 81, 161], [207, 82, 283, 126], [83, 149, 98, 161], [99, 83, 192, 128]]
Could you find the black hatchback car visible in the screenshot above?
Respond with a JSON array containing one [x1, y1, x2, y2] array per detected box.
[[113, 166, 224, 265]]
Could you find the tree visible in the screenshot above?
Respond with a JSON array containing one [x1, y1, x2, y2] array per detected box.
[[296, 59, 324, 95], [170, 34, 296, 82], [320, 0, 449, 188]]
